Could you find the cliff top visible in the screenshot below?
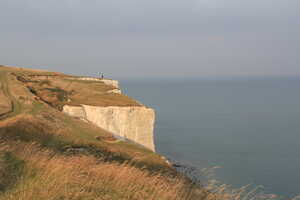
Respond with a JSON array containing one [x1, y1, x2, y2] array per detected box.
[[0, 65, 142, 109]]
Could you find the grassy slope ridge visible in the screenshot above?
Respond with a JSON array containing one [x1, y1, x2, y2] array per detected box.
[[0, 66, 210, 200]]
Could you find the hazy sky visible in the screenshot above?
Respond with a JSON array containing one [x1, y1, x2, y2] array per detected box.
[[1, 0, 299, 78]]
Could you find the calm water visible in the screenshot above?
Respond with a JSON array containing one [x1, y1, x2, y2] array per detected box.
[[121, 78, 300, 198]]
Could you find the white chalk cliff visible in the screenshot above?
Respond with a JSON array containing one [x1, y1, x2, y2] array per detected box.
[[63, 105, 155, 151], [63, 78, 155, 151], [62, 78, 155, 151]]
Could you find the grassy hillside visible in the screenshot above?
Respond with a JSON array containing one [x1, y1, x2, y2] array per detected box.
[[0, 66, 210, 200]]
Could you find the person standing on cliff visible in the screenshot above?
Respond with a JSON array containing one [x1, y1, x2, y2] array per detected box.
[[99, 73, 104, 79]]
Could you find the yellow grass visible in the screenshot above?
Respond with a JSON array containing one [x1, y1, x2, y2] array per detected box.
[[2, 142, 299, 200], [0, 143, 202, 200]]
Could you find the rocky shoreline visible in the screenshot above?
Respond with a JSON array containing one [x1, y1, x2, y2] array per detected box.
[[162, 156, 204, 185]]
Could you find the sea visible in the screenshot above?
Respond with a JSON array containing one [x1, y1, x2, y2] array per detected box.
[[121, 77, 300, 198]]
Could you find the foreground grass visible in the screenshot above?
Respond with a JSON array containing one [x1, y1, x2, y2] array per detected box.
[[2, 142, 299, 200], [0, 112, 204, 199], [0, 143, 203, 200]]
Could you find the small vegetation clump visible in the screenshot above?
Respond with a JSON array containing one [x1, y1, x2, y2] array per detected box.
[[0, 152, 25, 192], [25, 86, 69, 110], [38, 79, 51, 87]]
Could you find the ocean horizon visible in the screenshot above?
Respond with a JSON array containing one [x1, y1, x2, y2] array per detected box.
[[121, 77, 300, 198]]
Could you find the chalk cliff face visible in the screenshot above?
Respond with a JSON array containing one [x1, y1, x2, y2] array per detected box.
[[100, 79, 119, 88], [63, 105, 155, 151]]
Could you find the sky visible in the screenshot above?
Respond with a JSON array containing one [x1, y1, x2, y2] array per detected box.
[[0, 0, 299, 78]]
